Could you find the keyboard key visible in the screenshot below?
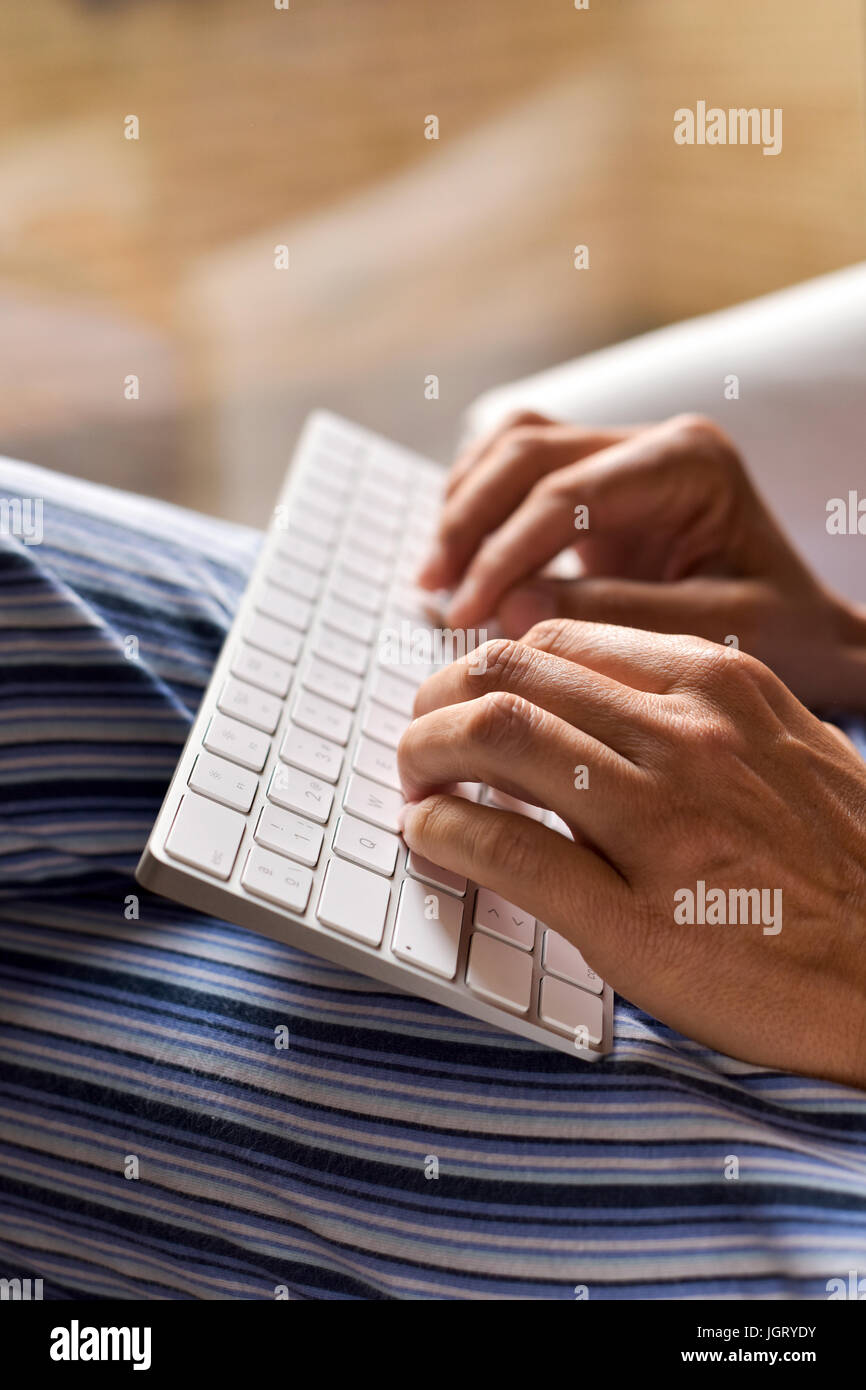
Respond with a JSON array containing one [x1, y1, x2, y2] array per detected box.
[[466, 931, 533, 1014], [320, 596, 376, 644], [302, 657, 361, 710], [343, 773, 404, 833], [311, 625, 369, 675], [358, 486, 405, 523], [392, 555, 429, 588], [391, 877, 463, 979], [254, 805, 323, 867], [331, 568, 384, 615], [406, 851, 466, 898], [366, 456, 410, 490], [165, 792, 245, 880], [376, 648, 434, 687], [302, 467, 351, 504], [541, 930, 603, 995], [473, 887, 535, 951], [188, 751, 258, 813], [361, 699, 410, 750], [538, 975, 604, 1045], [406, 504, 438, 537], [218, 677, 282, 734], [291, 507, 340, 548], [351, 505, 401, 540], [292, 689, 353, 745], [336, 546, 391, 589], [204, 714, 270, 772], [386, 583, 439, 625], [316, 858, 390, 946], [296, 484, 344, 521], [312, 448, 356, 483], [352, 736, 401, 792], [280, 724, 343, 783], [242, 845, 313, 913], [268, 764, 333, 823], [318, 426, 363, 459], [267, 556, 320, 602], [370, 668, 415, 717], [256, 581, 313, 633], [343, 522, 399, 563], [274, 528, 330, 574], [231, 643, 293, 698], [244, 612, 303, 665], [333, 813, 399, 877]]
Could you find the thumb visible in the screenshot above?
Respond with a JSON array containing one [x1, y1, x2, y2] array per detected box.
[[498, 576, 744, 645]]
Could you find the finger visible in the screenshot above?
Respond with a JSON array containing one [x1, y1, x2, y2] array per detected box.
[[398, 693, 639, 847], [444, 473, 578, 628], [443, 410, 552, 502], [498, 576, 746, 647], [401, 795, 629, 951], [444, 417, 738, 628], [519, 616, 722, 693], [519, 615, 796, 725], [412, 637, 658, 754], [420, 426, 629, 591]]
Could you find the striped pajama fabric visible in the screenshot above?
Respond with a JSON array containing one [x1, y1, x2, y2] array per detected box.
[[1, 457, 865, 1300]]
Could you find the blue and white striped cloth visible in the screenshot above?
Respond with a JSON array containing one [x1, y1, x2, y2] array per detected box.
[[2, 457, 866, 1300]]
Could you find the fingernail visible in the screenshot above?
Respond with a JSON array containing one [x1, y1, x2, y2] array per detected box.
[[416, 542, 445, 589], [446, 575, 479, 627], [498, 583, 557, 635], [398, 800, 420, 841]]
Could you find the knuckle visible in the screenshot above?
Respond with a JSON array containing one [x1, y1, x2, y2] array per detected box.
[[409, 793, 454, 845], [532, 469, 573, 507], [669, 411, 722, 444], [696, 641, 775, 698], [469, 637, 527, 690], [477, 809, 537, 881], [668, 412, 739, 468], [469, 689, 537, 754], [522, 616, 573, 652], [501, 408, 549, 435]]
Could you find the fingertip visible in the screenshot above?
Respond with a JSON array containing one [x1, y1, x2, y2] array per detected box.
[[445, 576, 482, 629], [497, 583, 558, 637], [416, 544, 446, 589], [399, 798, 426, 847]]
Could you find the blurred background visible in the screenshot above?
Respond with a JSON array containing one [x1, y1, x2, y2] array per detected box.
[[0, 0, 863, 525]]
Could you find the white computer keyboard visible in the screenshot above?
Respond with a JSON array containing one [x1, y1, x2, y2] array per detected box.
[[136, 411, 612, 1058]]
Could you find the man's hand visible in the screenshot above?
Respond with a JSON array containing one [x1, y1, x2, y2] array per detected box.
[[398, 622, 866, 1088], [417, 411, 866, 709]]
